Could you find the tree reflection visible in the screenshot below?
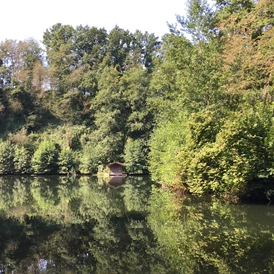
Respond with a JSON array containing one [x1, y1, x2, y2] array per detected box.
[[0, 176, 162, 273], [147, 187, 274, 274], [0, 176, 273, 273]]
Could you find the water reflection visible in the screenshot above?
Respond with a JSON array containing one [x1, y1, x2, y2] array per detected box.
[[0, 176, 158, 273], [148, 188, 274, 274], [0, 176, 273, 273]]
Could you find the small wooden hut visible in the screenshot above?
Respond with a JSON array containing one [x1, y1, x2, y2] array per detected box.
[[106, 162, 126, 176]]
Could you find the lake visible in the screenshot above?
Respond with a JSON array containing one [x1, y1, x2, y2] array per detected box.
[[0, 175, 273, 273]]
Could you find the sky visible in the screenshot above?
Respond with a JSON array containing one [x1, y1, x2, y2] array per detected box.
[[0, 0, 188, 43]]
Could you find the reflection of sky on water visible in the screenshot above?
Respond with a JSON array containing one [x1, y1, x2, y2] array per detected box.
[[38, 259, 55, 272]]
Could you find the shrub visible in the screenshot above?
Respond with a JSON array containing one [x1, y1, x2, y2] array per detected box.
[[124, 138, 148, 174], [148, 112, 191, 186], [14, 145, 33, 174], [149, 104, 274, 196], [79, 145, 98, 174], [31, 140, 60, 174], [181, 105, 274, 195], [8, 128, 29, 146], [0, 141, 14, 174], [58, 148, 77, 174]]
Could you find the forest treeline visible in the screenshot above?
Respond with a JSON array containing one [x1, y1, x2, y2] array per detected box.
[[0, 0, 273, 196]]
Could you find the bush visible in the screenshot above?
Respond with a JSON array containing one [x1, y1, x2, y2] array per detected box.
[[181, 105, 274, 195], [14, 145, 33, 174], [31, 140, 60, 174], [79, 145, 98, 174], [8, 128, 29, 146], [58, 148, 77, 174], [124, 138, 148, 174], [148, 111, 191, 186], [0, 141, 14, 174], [149, 104, 274, 195]]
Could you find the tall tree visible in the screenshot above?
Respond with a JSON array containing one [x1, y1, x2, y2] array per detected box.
[[43, 23, 75, 93], [215, 0, 254, 18], [87, 66, 127, 165], [0, 39, 48, 132], [106, 26, 135, 72], [170, 0, 216, 42], [121, 66, 153, 173], [73, 25, 108, 70], [219, 0, 274, 106], [148, 0, 274, 196]]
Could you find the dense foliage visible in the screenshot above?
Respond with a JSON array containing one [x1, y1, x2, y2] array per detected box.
[[149, 0, 274, 196], [0, 24, 159, 175], [0, 0, 273, 196]]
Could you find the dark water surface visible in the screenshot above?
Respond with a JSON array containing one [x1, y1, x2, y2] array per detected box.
[[0, 176, 273, 273]]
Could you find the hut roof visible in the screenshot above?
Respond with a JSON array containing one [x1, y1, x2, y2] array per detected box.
[[106, 162, 125, 167]]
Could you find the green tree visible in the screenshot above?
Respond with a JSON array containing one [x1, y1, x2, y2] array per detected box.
[[0, 140, 14, 174], [170, 0, 216, 42], [58, 148, 77, 174], [124, 138, 148, 174], [106, 26, 135, 72], [73, 25, 107, 70], [148, 0, 274, 196], [88, 66, 127, 165], [215, 0, 254, 18], [121, 66, 153, 138], [218, 0, 274, 107], [0, 39, 49, 133], [13, 145, 32, 174], [148, 111, 190, 187], [181, 104, 274, 195], [31, 140, 60, 174]]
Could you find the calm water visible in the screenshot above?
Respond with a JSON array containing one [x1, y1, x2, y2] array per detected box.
[[0, 176, 273, 274]]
